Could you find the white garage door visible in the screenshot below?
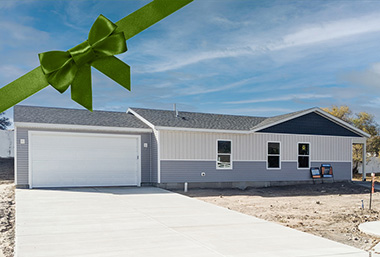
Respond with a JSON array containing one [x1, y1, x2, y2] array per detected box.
[[29, 131, 140, 188]]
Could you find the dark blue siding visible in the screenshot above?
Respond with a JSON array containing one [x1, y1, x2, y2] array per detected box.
[[259, 112, 361, 137]]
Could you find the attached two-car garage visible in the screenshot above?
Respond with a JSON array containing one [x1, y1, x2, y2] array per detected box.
[[28, 131, 141, 188]]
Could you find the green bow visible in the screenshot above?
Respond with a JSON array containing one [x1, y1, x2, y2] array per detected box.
[[0, 0, 193, 114], [38, 15, 130, 111]]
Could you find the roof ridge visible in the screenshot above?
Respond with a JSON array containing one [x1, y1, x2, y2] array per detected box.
[[15, 105, 126, 114], [129, 107, 268, 119]]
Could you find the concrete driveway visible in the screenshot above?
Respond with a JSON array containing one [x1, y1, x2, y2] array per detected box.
[[16, 187, 368, 257]]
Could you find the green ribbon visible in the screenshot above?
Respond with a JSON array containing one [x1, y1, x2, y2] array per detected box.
[[39, 14, 130, 111], [0, 0, 193, 113]]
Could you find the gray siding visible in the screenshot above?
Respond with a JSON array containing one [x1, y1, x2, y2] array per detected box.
[[259, 112, 361, 137], [16, 127, 152, 186], [160, 160, 351, 183], [150, 132, 158, 183], [160, 130, 353, 162], [16, 128, 28, 185]]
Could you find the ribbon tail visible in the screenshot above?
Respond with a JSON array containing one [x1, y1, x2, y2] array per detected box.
[[71, 65, 93, 111], [92, 56, 130, 90], [116, 0, 193, 40], [0, 67, 49, 113]]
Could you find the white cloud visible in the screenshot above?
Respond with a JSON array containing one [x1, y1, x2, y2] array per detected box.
[[225, 94, 331, 104], [341, 62, 380, 91], [273, 15, 380, 50], [0, 65, 27, 80], [174, 77, 257, 97], [136, 46, 255, 74], [133, 10, 380, 74], [0, 21, 50, 44]]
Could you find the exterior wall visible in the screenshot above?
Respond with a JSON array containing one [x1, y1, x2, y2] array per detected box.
[[159, 130, 354, 184], [150, 132, 158, 183], [16, 127, 152, 187], [160, 131, 352, 162], [160, 161, 351, 183], [259, 112, 361, 137], [0, 130, 14, 158]]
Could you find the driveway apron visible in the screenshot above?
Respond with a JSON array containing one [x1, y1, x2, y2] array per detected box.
[[16, 187, 368, 257]]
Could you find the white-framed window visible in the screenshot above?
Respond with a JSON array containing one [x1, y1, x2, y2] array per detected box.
[[217, 140, 232, 169], [298, 142, 310, 169], [267, 142, 280, 169]]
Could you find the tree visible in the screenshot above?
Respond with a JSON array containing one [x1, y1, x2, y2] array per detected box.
[[0, 112, 11, 130], [322, 105, 353, 124], [323, 106, 380, 174]]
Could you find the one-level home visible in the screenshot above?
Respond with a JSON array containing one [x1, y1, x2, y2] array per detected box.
[[14, 105, 369, 189]]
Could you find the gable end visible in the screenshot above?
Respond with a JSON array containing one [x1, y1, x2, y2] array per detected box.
[[258, 112, 362, 137]]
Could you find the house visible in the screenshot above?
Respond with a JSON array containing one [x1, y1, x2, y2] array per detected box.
[[14, 105, 369, 189]]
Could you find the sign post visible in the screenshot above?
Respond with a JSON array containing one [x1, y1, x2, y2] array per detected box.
[[370, 172, 375, 210]]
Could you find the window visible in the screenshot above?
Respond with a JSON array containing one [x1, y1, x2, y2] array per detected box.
[[267, 142, 280, 169], [217, 140, 232, 169], [298, 143, 310, 168]]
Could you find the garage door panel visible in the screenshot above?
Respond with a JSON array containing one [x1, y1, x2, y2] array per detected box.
[[32, 149, 135, 161], [30, 132, 140, 188], [32, 160, 136, 173]]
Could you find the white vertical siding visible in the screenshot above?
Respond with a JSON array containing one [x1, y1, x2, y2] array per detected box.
[[160, 130, 353, 162]]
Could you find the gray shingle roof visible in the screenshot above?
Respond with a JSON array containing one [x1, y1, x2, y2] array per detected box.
[[14, 105, 150, 129], [129, 107, 268, 131]]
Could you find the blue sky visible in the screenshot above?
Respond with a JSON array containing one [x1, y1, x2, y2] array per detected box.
[[1, 0, 380, 126]]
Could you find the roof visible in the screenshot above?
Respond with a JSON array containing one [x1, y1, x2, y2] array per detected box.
[[14, 105, 370, 138], [251, 108, 315, 131], [251, 107, 370, 138], [14, 105, 150, 129], [128, 107, 267, 131], [129, 107, 370, 138]]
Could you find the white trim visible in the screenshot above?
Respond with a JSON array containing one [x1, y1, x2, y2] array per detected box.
[[216, 139, 233, 170], [255, 131, 363, 140], [236, 160, 267, 162], [155, 126, 250, 134], [137, 136, 142, 187], [352, 137, 367, 144], [159, 159, 351, 163], [351, 139, 353, 181], [311, 160, 351, 163], [161, 159, 215, 161], [252, 108, 370, 138], [14, 126, 17, 185], [161, 159, 267, 162], [15, 122, 152, 133], [28, 131, 32, 188], [157, 130, 161, 183], [297, 142, 310, 169], [267, 141, 281, 170], [127, 108, 156, 130], [28, 131, 142, 189]]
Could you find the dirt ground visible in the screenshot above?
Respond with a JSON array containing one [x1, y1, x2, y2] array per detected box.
[[0, 182, 15, 257], [0, 182, 378, 255], [180, 182, 380, 251]]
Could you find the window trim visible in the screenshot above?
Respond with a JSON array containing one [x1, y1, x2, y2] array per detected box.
[[297, 142, 310, 169], [267, 141, 281, 170], [216, 139, 233, 170]]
